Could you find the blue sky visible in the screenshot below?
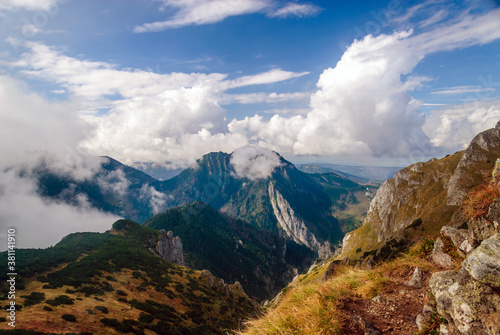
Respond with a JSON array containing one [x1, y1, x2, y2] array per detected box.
[[1, 0, 500, 168]]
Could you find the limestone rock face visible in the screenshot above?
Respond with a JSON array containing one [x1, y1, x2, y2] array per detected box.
[[463, 234, 500, 288], [155, 230, 186, 266], [430, 269, 500, 335], [269, 181, 331, 255]]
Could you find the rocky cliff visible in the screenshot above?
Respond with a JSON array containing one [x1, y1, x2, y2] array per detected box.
[[340, 122, 500, 261], [429, 192, 500, 335]]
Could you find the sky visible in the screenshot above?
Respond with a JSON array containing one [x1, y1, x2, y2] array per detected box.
[[0, 0, 500, 247], [0, 0, 499, 169]]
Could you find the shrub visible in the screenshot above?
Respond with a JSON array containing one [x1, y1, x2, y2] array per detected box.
[[62, 314, 77, 322], [138, 312, 154, 324], [411, 237, 435, 259], [21, 292, 45, 306], [463, 180, 499, 220], [95, 305, 109, 314], [45, 295, 74, 306], [406, 218, 423, 229]]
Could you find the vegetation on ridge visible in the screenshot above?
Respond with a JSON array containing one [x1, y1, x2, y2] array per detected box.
[[0, 219, 258, 334]]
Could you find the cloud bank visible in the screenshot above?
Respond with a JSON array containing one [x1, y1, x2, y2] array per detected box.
[[0, 76, 120, 250]]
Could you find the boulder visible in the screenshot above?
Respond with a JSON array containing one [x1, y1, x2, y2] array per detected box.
[[463, 234, 500, 288], [404, 267, 423, 288], [415, 313, 427, 330], [430, 269, 500, 335], [441, 226, 474, 256], [432, 238, 455, 267], [352, 315, 381, 335]]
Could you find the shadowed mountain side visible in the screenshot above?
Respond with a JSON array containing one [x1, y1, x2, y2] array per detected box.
[[144, 201, 315, 300]]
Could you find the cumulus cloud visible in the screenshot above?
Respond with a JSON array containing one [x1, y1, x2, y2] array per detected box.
[[423, 100, 500, 151], [230, 31, 430, 158], [134, 0, 323, 32], [230, 145, 282, 180], [8, 41, 309, 166], [230, 7, 500, 159]]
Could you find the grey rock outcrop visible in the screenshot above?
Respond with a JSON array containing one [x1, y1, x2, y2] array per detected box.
[[441, 226, 474, 257], [415, 313, 427, 331], [430, 269, 500, 335], [404, 267, 423, 288], [463, 234, 500, 288], [432, 238, 454, 267], [268, 181, 321, 250], [155, 230, 186, 266], [352, 315, 382, 335], [468, 199, 500, 245], [199, 270, 245, 297]]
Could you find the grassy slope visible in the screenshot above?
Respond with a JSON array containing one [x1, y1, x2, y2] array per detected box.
[[0, 220, 258, 335], [237, 248, 444, 335]]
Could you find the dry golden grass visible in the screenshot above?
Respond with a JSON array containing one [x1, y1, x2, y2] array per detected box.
[[463, 178, 500, 220], [237, 254, 437, 335]]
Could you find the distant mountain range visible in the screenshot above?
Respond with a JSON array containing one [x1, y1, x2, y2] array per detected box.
[[297, 163, 401, 183]]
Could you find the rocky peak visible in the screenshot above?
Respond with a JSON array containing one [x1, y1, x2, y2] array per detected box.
[[154, 230, 186, 266]]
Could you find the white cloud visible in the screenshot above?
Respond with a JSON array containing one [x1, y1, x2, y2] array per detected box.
[[134, 0, 323, 32], [229, 7, 500, 159], [267, 3, 322, 18], [5, 5, 500, 168], [221, 91, 311, 104], [230, 145, 282, 180], [97, 168, 131, 196], [0, 75, 120, 250], [8, 41, 310, 166], [423, 100, 500, 150], [230, 31, 430, 158], [134, 0, 269, 32], [140, 184, 168, 214], [0, 168, 119, 250], [0, 74, 86, 155], [0, 0, 60, 11], [431, 86, 496, 95], [225, 68, 309, 89]]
